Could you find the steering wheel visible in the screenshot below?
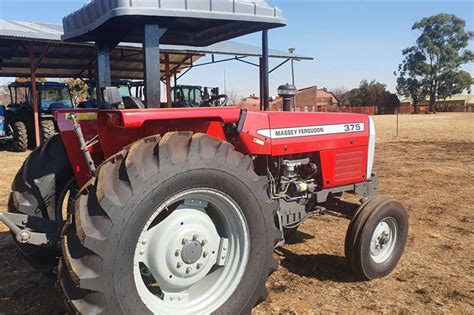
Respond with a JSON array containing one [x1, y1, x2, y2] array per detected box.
[[216, 94, 228, 107]]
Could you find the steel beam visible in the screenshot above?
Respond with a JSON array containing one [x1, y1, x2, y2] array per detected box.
[[27, 42, 41, 148], [96, 41, 112, 108], [261, 30, 270, 111], [144, 24, 165, 108], [165, 53, 172, 108]]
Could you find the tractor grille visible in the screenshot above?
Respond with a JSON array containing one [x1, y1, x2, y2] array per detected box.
[[334, 151, 364, 181]]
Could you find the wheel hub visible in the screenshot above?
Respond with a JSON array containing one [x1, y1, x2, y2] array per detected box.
[[181, 240, 203, 265], [370, 217, 398, 263], [138, 208, 222, 289], [133, 189, 250, 314]]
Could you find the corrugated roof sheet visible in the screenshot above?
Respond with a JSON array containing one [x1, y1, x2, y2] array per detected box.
[[0, 19, 311, 60]]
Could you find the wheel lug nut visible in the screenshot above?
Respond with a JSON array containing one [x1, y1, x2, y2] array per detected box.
[[182, 238, 188, 245], [186, 267, 192, 274], [175, 250, 180, 257], [193, 234, 199, 241], [201, 239, 207, 246], [177, 262, 182, 269], [197, 263, 202, 270], [203, 251, 208, 258], [141, 239, 147, 245]]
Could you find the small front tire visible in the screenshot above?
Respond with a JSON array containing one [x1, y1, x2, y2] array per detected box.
[[345, 196, 408, 280]]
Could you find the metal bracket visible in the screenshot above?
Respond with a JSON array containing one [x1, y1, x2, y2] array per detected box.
[[216, 238, 229, 266], [0, 212, 60, 248], [68, 113, 97, 176]]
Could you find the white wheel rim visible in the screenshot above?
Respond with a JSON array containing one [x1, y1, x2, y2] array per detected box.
[[133, 189, 250, 314], [369, 217, 398, 264]]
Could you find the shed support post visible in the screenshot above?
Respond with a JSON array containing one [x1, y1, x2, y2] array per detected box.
[[28, 42, 40, 148], [96, 41, 112, 108], [261, 30, 270, 111], [165, 53, 172, 108], [259, 57, 263, 110], [144, 24, 165, 108]]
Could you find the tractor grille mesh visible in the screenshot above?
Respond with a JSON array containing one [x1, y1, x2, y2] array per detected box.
[[334, 151, 364, 181]]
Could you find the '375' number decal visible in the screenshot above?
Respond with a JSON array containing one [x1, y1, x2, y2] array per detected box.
[[344, 123, 363, 132]]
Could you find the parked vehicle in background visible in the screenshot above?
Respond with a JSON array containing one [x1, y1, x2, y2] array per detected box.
[[172, 85, 228, 107], [0, 82, 73, 151]]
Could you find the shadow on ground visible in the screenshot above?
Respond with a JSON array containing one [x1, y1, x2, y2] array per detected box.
[[284, 230, 315, 245], [0, 231, 65, 314], [276, 246, 356, 283]]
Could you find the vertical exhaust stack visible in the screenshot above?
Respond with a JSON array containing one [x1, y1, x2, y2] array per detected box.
[[278, 84, 297, 111]]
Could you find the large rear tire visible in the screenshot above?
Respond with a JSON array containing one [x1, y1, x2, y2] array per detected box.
[[8, 134, 76, 272], [11, 121, 28, 152], [60, 132, 280, 314], [40, 119, 56, 144]]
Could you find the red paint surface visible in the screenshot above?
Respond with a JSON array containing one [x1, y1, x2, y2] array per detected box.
[[56, 108, 371, 190]]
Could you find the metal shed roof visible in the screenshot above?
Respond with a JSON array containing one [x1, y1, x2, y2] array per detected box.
[[0, 19, 311, 80], [62, 0, 286, 45]]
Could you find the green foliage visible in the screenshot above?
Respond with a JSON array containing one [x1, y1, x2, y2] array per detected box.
[[341, 80, 400, 114], [396, 13, 473, 112], [66, 79, 88, 105]]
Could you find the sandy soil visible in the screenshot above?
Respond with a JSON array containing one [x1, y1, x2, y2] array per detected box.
[[0, 113, 473, 314]]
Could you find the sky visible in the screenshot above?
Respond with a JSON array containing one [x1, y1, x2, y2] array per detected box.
[[0, 0, 473, 99]]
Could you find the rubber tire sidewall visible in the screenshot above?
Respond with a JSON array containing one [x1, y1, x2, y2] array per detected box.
[[11, 121, 28, 152], [108, 168, 272, 314], [356, 200, 408, 280]]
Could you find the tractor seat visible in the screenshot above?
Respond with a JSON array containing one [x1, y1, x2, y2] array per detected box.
[[123, 97, 145, 109]]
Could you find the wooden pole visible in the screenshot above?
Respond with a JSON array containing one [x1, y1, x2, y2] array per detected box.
[[396, 109, 399, 138], [28, 42, 40, 148]]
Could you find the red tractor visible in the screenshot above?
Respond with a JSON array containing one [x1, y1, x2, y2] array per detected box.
[[0, 1, 408, 314]]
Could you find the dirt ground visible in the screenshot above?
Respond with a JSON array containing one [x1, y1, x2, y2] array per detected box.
[[0, 113, 473, 314]]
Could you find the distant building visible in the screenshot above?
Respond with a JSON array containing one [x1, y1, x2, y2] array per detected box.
[[400, 95, 474, 113], [271, 86, 340, 112], [239, 94, 261, 110]]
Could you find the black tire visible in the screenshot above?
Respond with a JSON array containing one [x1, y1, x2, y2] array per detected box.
[[344, 196, 408, 280], [60, 132, 280, 314], [40, 119, 56, 144], [8, 134, 76, 272], [11, 121, 28, 152]]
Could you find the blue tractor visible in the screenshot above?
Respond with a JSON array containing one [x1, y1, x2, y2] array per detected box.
[[0, 82, 73, 151]]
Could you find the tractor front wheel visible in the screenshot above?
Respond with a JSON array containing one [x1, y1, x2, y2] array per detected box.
[[345, 196, 408, 280], [11, 121, 28, 152], [60, 132, 280, 314], [8, 134, 76, 272]]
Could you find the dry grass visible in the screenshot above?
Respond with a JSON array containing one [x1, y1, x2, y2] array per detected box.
[[0, 113, 473, 313]]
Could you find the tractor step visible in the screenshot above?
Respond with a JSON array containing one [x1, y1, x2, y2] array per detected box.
[[0, 212, 61, 248]]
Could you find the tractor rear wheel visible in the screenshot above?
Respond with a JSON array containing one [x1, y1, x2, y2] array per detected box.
[[40, 119, 56, 144], [8, 134, 76, 272], [11, 121, 28, 152], [345, 196, 408, 280], [60, 132, 280, 314]]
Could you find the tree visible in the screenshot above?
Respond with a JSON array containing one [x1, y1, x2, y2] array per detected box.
[[66, 79, 88, 105], [330, 87, 348, 103], [396, 14, 474, 112], [15, 77, 47, 83], [341, 80, 400, 114]]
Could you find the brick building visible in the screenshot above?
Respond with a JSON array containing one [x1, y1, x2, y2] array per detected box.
[[400, 95, 474, 114], [270, 86, 339, 112], [239, 94, 261, 110]]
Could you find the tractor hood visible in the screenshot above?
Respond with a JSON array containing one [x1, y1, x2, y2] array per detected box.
[[62, 0, 286, 46]]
